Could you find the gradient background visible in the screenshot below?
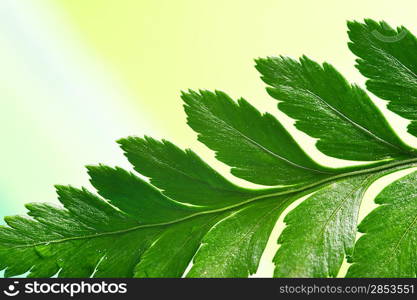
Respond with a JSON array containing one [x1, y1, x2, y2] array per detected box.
[[1, 0, 417, 277]]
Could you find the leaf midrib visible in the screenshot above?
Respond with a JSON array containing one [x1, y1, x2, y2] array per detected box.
[[10, 157, 417, 250], [141, 154, 260, 197], [302, 89, 410, 155], [195, 103, 333, 174], [374, 47, 417, 82]]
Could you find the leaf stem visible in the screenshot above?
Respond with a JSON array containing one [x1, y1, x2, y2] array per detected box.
[[13, 158, 417, 249]]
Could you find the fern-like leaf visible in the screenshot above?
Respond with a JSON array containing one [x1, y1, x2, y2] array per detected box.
[[1, 19, 417, 278]]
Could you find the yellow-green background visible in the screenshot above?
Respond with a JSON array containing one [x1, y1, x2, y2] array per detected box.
[[1, 0, 417, 277]]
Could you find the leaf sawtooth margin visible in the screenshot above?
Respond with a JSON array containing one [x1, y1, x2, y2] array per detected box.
[[348, 19, 417, 138], [255, 55, 415, 161], [0, 138, 300, 278], [181, 89, 338, 187], [272, 166, 412, 278], [2, 18, 417, 278]]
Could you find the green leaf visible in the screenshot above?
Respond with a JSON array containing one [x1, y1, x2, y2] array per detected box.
[[274, 174, 373, 277], [187, 196, 292, 277], [347, 170, 417, 277], [0, 189, 293, 278], [133, 214, 221, 278], [2, 18, 417, 278], [87, 165, 196, 223], [182, 89, 337, 186], [0, 186, 159, 277], [348, 19, 417, 137], [256, 55, 415, 161], [0, 140, 297, 278], [273, 166, 408, 278], [118, 136, 265, 208]]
